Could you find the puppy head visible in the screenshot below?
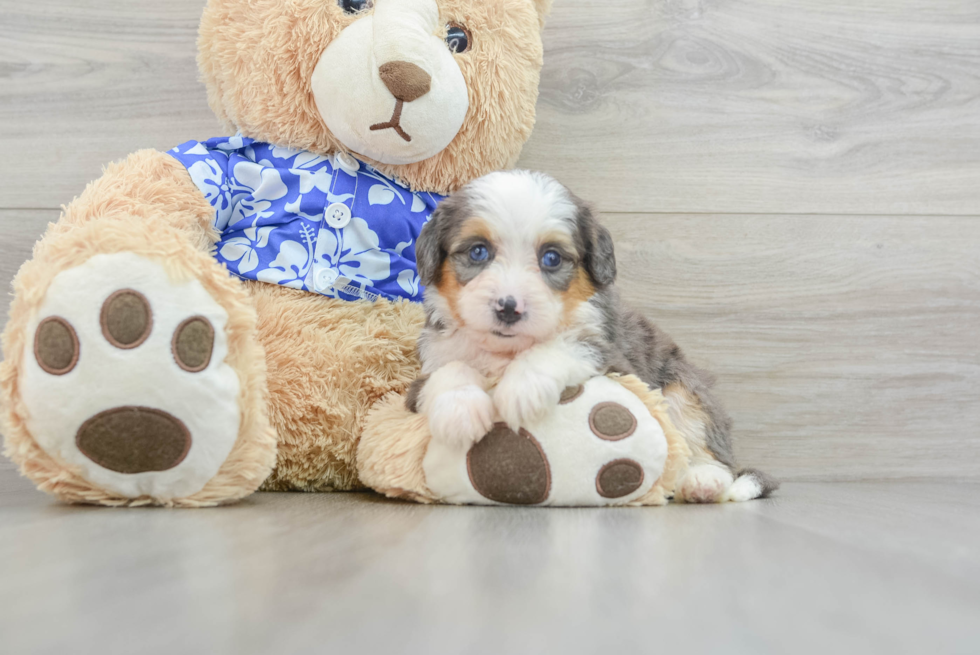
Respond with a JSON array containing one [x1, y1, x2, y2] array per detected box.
[[417, 170, 616, 353]]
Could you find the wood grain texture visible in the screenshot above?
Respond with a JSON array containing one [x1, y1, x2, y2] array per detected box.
[[0, 0, 221, 210], [2, 480, 979, 654], [604, 213, 980, 481], [519, 0, 980, 214], [1, 0, 979, 214]]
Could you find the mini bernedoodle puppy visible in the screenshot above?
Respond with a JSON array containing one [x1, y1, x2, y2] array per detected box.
[[407, 170, 777, 503]]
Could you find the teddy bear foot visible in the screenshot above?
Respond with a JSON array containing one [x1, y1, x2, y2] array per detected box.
[[17, 252, 250, 502], [421, 376, 671, 506]]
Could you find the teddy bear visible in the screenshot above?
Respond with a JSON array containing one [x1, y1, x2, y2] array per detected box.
[[1, 0, 690, 508], [0, 0, 557, 506]]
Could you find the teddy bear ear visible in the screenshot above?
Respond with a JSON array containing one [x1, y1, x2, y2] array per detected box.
[[532, 0, 554, 27]]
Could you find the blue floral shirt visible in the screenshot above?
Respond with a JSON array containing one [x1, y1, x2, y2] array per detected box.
[[168, 136, 444, 302]]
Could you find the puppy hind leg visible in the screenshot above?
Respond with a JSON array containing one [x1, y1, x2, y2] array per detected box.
[[723, 468, 780, 502], [663, 382, 777, 503], [675, 463, 735, 504]]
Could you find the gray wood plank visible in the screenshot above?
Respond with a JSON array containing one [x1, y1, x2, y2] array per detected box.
[[604, 213, 980, 481], [1, 479, 979, 655], [3, 0, 979, 214], [521, 0, 980, 214], [0, 0, 222, 209]]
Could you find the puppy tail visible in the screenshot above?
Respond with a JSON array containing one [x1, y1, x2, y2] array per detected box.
[[723, 468, 780, 502]]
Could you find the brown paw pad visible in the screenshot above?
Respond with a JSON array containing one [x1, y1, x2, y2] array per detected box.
[[101, 289, 152, 349], [172, 316, 215, 372], [559, 384, 584, 405], [76, 406, 192, 474], [34, 317, 80, 375], [596, 459, 645, 499], [467, 424, 551, 505], [589, 402, 637, 441]]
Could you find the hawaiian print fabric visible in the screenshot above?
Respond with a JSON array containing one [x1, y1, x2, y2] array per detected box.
[[168, 136, 444, 302]]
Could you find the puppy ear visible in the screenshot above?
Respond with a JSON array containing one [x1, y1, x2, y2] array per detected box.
[[416, 210, 445, 287], [418, 192, 468, 286], [575, 198, 617, 287]]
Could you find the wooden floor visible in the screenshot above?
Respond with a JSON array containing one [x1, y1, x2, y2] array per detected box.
[[0, 1, 979, 652], [2, 468, 979, 654]]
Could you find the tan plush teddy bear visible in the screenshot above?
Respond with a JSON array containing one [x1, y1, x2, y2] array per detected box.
[[1, 0, 556, 506]]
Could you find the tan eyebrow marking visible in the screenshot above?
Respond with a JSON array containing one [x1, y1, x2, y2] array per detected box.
[[454, 217, 497, 248], [536, 230, 577, 253]]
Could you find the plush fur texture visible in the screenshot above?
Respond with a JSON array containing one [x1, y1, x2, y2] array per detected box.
[[254, 287, 425, 492], [199, 0, 550, 194], [358, 373, 691, 505]]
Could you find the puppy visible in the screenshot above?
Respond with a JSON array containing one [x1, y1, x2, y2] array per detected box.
[[407, 170, 777, 503]]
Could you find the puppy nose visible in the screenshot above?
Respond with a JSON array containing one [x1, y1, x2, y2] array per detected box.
[[379, 61, 431, 103], [494, 296, 523, 326]]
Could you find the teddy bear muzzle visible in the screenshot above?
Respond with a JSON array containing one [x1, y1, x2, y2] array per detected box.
[[311, 0, 469, 165]]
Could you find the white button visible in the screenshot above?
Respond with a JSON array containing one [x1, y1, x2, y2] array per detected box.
[[335, 152, 360, 174], [324, 203, 352, 229], [315, 267, 339, 293]]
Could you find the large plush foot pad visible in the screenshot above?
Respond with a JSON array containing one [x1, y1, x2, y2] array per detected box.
[[19, 252, 246, 501], [422, 376, 671, 506]]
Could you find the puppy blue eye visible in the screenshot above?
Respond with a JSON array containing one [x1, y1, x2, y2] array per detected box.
[[469, 244, 489, 262], [338, 0, 372, 14], [541, 250, 562, 268]]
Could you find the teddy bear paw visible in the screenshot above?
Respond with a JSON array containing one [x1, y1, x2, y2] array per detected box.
[[20, 252, 243, 500], [422, 377, 669, 506]]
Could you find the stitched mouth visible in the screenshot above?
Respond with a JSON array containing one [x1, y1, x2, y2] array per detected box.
[[370, 100, 412, 142]]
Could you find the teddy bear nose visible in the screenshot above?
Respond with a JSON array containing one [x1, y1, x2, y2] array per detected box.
[[379, 61, 432, 103]]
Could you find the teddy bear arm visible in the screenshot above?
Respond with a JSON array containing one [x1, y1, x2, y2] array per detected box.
[[47, 149, 218, 253]]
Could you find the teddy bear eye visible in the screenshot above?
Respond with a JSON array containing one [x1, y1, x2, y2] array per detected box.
[[338, 0, 373, 14], [446, 24, 470, 54]]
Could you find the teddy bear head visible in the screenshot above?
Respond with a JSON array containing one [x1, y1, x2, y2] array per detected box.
[[198, 0, 553, 194]]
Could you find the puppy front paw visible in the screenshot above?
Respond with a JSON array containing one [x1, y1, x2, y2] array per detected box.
[[428, 385, 495, 450], [493, 367, 563, 431]]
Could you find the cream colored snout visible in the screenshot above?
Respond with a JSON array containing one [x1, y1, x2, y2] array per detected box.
[[311, 0, 469, 165]]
